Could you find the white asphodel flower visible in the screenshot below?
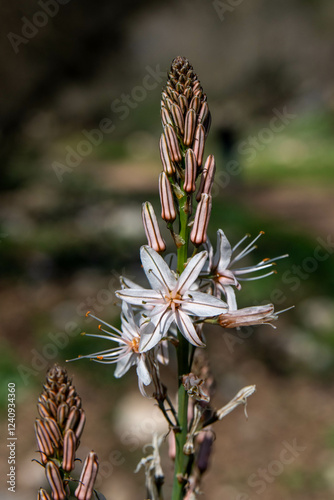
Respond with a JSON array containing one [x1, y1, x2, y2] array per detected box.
[[116, 246, 228, 352], [204, 229, 288, 310], [67, 302, 153, 395]]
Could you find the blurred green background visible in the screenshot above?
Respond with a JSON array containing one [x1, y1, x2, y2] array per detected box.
[[1, 0, 334, 498]]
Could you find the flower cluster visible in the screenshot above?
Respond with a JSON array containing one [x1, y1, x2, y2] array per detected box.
[[69, 56, 288, 499], [71, 57, 286, 393]]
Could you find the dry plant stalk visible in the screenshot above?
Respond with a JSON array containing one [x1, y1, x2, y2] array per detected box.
[[67, 56, 288, 500]]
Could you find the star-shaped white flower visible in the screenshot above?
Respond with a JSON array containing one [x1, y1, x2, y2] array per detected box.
[[204, 229, 287, 310], [68, 302, 152, 395], [116, 246, 227, 352]]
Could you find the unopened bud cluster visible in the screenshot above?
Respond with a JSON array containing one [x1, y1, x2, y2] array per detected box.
[[143, 56, 216, 252], [34, 365, 100, 500]]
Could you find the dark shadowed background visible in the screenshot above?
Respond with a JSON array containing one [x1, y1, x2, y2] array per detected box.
[[1, 0, 334, 498]]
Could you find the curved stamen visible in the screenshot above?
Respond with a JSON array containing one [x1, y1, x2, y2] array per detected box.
[[232, 233, 250, 253], [86, 312, 123, 336], [238, 270, 276, 281], [233, 262, 276, 275], [231, 232, 264, 264]]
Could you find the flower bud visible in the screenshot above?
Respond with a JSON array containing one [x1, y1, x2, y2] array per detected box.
[[75, 409, 86, 441], [35, 419, 54, 459], [171, 103, 185, 134], [184, 109, 196, 146], [56, 403, 69, 427], [196, 431, 214, 474], [196, 155, 216, 201], [75, 452, 99, 500], [159, 134, 175, 175], [38, 488, 51, 500], [190, 194, 212, 246], [159, 173, 176, 222], [43, 417, 62, 449], [161, 107, 172, 127], [189, 95, 201, 113], [47, 400, 57, 419], [178, 95, 188, 115], [193, 124, 205, 167], [64, 407, 80, 433], [198, 101, 209, 125], [142, 202, 166, 252], [37, 402, 49, 419], [62, 429, 76, 472], [183, 149, 197, 193], [218, 304, 276, 328], [45, 461, 66, 500], [164, 124, 182, 163]]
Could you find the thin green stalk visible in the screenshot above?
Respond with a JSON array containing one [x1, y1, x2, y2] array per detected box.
[[172, 192, 192, 500]]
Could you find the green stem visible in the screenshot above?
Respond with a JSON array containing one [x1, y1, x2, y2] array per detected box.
[[172, 192, 192, 500]]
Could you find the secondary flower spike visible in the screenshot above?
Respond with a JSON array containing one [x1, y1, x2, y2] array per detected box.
[[116, 246, 227, 352]]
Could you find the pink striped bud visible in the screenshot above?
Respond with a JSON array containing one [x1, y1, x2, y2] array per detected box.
[[184, 109, 196, 146], [62, 429, 76, 472], [184, 87, 192, 100], [142, 202, 166, 252], [171, 103, 185, 134], [183, 149, 197, 193], [64, 407, 80, 433], [161, 107, 172, 127], [159, 173, 176, 222], [164, 124, 182, 163], [56, 403, 69, 427], [178, 95, 188, 115], [37, 402, 49, 419], [159, 134, 175, 175], [43, 417, 62, 449], [45, 461, 66, 500], [190, 194, 212, 246], [47, 400, 57, 419], [198, 101, 209, 125], [34, 419, 54, 459], [75, 409, 86, 442], [193, 124, 205, 167], [75, 452, 99, 500], [196, 155, 216, 201], [189, 95, 200, 113], [38, 488, 51, 500]]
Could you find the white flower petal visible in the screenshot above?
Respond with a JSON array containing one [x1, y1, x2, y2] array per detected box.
[[114, 352, 134, 378], [213, 229, 232, 272], [120, 276, 144, 290], [140, 245, 176, 292], [175, 310, 205, 347], [222, 285, 238, 311], [139, 309, 174, 352], [181, 291, 227, 317], [136, 357, 151, 386], [116, 288, 163, 306], [177, 251, 208, 295]]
